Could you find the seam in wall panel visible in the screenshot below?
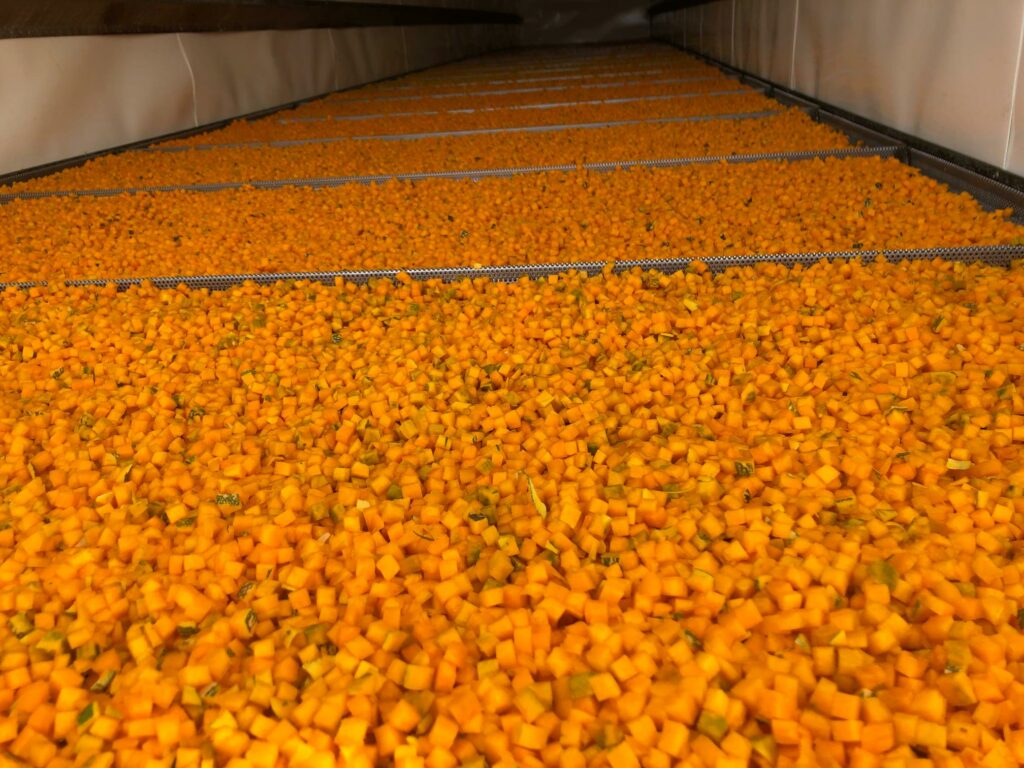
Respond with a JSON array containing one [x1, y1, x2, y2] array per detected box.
[[1004, 4, 1024, 169], [790, 0, 800, 90], [327, 29, 339, 91], [730, 0, 735, 66], [176, 33, 199, 128]]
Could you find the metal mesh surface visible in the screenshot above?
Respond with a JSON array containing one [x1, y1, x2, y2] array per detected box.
[[0, 144, 898, 202], [5, 245, 1018, 293]]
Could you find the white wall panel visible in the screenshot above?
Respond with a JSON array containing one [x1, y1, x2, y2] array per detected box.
[[794, 0, 1021, 170], [0, 22, 512, 177], [655, 10, 673, 46], [655, 0, 1024, 172], [403, 25, 454, 70], [733, 0, 797, 85], [0, 35, 194, 176], [180, 30, 335, 126], [683, 8, 702, 53], [330, 27, 407, 88], [701, 1, 733, 65], [650, 12, 670, 42], [450, 24, 484, 58], [672, 11, 685, 48], [674, 10, 687, 48], [672, 11, 684, 47]]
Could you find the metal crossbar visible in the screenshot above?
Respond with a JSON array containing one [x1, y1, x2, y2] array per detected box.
[[378, 73, 718, 92], [327, 76, 742, 104], [3, 245, 1018, 293], [278, 90, 755, 126]]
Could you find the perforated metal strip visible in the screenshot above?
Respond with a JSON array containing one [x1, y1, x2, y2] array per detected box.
[[616, 244, 1024, 274], [0, 144, 899, 202], [0, 280, 49, 289], [4, 245, 1018, 293]]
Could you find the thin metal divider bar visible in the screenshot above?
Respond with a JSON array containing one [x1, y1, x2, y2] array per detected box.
[[5, 245, 1019, 293], [406, 59, 707, 82], [281, 110, 440, 125], [376, 74, 720, 94], [327, 76, 742, 104], [585, 146, 899, 169], [382, 68, 688, 89], [152, 110, 781, 153], [468, 92, 738, 111], [395, 67, 713, 87], [279, 90, 756, 126], [615, 245, 1024, 274], [349, 110, 774, 142], [0, 144, 900, 202], [429, 55, 672, 69], [0, 280, 49, 289], [738, 245, 1023, 271]]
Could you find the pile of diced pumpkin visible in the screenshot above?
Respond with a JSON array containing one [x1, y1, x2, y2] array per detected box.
[[1, 43, 1024, 768]]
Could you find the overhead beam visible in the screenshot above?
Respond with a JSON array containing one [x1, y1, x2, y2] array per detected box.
[[0, 0, 521, 38]]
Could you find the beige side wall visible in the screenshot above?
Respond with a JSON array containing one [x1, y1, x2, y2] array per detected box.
[[0, 21, 515, 177], [653, 0, 1024, 175]]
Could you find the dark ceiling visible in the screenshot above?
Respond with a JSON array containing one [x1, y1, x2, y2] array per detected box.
[[0, 0, 707, 40], [0, 0, 520, 37]]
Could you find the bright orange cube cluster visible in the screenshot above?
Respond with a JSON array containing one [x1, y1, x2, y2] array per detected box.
[[1, 42, 1024, 768]]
